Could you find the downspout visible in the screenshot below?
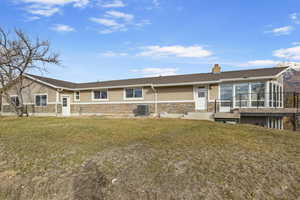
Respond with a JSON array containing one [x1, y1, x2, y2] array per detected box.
[[151, 84, 158, 117]]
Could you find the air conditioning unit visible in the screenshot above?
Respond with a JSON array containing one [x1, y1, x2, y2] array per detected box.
[[136, 104, 150, 116]]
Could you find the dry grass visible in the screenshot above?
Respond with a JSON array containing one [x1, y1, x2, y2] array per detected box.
[[0, 117, 299, 199]]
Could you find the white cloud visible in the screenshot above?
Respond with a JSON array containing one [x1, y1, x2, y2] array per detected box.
[[100, 51, 128, 57], [292, 42, 300, 45], [270, 26, 293, 36], [90, 17, 120, 27], [131, 68, 178, 77], [152, 0, 160, 7], [19, 0, 89, 18], [89, 17, 127, 33], [99, 0, 125, 8], [137, 45, 213, 58], [135, 19, 151, 27], [90, 10, 149, 34], [105, 10, 134, 22], [239, 60, 280, 67], [25, 5, 60, 16], [25, 15, 41, 21], [273, 46, 300, 60], [21, 0, 89, 7], [290, 13, 300, 24], [51, 24, 75, 32]]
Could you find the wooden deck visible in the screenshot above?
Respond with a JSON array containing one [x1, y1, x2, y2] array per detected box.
[[214, 108, 300, 119], [240, 108, 300, 114]]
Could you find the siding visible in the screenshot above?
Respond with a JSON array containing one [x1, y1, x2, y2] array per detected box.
[[157, 86, 194, 101], [209, 84, 219, 101], [2, 78, 57, 104]]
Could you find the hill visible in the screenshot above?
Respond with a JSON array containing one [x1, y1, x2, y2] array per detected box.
[[0, 117, 299, 200]]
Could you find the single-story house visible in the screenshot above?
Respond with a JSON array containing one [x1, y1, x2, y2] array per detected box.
[[1, 64, 299, 130]]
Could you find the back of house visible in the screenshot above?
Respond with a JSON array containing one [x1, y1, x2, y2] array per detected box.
[[1, 64, 300, 130]]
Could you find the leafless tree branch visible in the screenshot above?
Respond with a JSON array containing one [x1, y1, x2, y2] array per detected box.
[[0, 27, 60, 116]]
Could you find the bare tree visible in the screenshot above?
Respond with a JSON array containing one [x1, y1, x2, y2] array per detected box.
[[0, 27, 60, 116]]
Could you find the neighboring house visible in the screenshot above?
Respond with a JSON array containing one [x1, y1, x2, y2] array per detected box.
[[1, 64, 299, 130]]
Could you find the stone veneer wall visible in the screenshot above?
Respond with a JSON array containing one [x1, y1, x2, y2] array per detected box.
[[157, 102, 195, 114], [2, 102, 196, 115], [71, 102, 195, 115], [207, 102, 215, 113], [71, 104, 155, 115], [2, 104, 56, 113]]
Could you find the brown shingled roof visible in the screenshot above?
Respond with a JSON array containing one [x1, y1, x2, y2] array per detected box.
[[26, 67, 288, 90]]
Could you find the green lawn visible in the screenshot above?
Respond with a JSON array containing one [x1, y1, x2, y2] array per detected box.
[[0, 117, 299, 199]]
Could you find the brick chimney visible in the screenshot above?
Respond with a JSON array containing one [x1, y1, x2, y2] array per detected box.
[[212, 64, 221, 73]]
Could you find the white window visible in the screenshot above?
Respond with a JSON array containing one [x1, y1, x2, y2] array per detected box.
[[93, 90, 108, 100], [220, 84, 233, 107], [74, 91, 80, 101], [268, 81, 283, 108], [251, 82, 265, 107], [125, 88, 143, 99], [235, 83, 249, 107], [11, 96, 20, 106], [35, 95, 47, 106]]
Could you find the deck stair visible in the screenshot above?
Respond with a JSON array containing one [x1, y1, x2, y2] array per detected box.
[[183, 112, 214, 121], [214, 112, 240, 119]]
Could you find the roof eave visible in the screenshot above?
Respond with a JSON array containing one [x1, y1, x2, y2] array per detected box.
[[24, 71, 283, 91]]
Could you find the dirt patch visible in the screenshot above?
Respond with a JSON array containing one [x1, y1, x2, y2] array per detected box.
[[0, 162, 109, 200]]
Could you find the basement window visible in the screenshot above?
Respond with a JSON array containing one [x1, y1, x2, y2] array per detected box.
[[35, 95, 47, 107]]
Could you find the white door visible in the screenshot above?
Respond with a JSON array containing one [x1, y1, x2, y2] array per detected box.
[[62, 96, 71, 116], [196, 88, 207, 110]]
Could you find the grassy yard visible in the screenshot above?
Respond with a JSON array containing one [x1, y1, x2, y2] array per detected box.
[[0, 117, 299, 200]]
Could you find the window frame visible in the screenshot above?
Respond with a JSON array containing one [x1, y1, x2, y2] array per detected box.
[[10, 95, 20, 107], [92, 89, 108, 101], [124, 88, 144, 100], [74, 91, 80, 101], [34, 94, 48, 107]]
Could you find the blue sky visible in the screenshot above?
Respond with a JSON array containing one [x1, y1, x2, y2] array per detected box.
[[1, 0, 300, 82]]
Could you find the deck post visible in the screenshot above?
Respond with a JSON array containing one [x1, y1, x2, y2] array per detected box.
[[293, 113, 297, 131], [214, 99, 217, 113]]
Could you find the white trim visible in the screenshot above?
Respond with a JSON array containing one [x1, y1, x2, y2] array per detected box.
[[71, 100, 195, 105], [24, 74, 61, 89], [24, 73, 280, 91], [56, 91, 60, 103], [275, 67, 290, 78], [74, 91, 80, 102], [34, 93, 48, 107], [194, 85, 208, 111], [91, 89, 109, 101], [123, 87, 144, 101], [61, 95, 71, 116]]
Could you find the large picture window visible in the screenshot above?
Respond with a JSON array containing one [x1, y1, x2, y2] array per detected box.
[[268, 82, 283, 108], [220, 81, 280, 108], [220, 84, 233, 107], [125, 88, 143, 99], [235, 83, 249, 107], [93, 90, 108, 100], [35, 95, 47, 106], [251, 82, 265, 107]]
